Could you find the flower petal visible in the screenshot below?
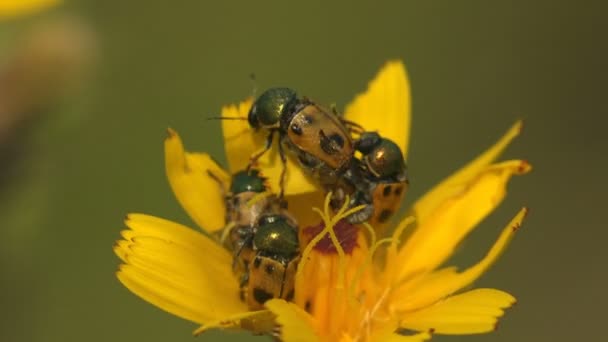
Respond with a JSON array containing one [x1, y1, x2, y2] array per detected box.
[[286, 191, 326, 228], [400, 289, 516, 335], [192, 310, 276, 336], [412, 121, 522, 224], [391, 160, 530, 282], [165, 128, 229, 232], [115, 214, 247, 325], [390, 208, 527, 312], [377, 331, 432, 342], [220, 98, 258, 173], [344, 60, 411, 156], [265, 299, 320, 342], [221, 99, 317, 195]]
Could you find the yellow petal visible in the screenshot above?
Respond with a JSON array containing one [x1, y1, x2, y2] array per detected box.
[[115, 214, 247, 324], [221, 98, 317, 195], [165, 128, 229, 232], [344, 60, 411, 156], [221, 98, 258, 173], [377, 332, 432, 342], [285, 191, 326, 228], [390, 208, 527, 312], [400, 289, 516, 335], [391, 160, 530, 281], [0, 0, 59, 19], [265, 299, 320, 342], [193, 310, 275, 336], [412, 121, 522, 224]]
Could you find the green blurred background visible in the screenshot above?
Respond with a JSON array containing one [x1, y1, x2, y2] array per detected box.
[[1, 0, 606, 341]]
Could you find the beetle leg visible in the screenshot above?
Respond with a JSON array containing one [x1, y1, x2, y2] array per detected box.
[[277, 136, 288, 199], [248, 130, 275, 170], [340, 118, 365, 134], [206, 169, 227, 197], [233, 233, 254, 270]]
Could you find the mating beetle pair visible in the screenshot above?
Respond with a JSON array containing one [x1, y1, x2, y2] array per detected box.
[[211, 169, 299, 310], [247, 87, 409, 228]]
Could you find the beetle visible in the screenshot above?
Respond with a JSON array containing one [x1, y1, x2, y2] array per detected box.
[[244, 214, 300, 310], [343, 132, 409, 227], [209, 168, 299, 308], [208, 169, 283, 286], [247, 87, 357, 196]]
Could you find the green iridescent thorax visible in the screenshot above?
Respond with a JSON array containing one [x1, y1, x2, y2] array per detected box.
[[364, 138, 405, 178], [254, 215, 299, 259], [230, 169, 267, 194], [248, 87, 298, 128]]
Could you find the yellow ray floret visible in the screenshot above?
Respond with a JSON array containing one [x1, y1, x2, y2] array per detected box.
[[413, 120, 523, 224], [165, 128, 229, 232], [399, 288, 516, 335], [344, 60, 411, 156], [390, 207, 527, 312], [115, 214, 248, 325], [391, 160, 530, 282], [266, 299, 320, 342]]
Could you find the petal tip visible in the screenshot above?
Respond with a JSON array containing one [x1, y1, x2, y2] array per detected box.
[[514, 120, 524, 135], [384, 59, 406, 69], [166, 127, 177, 139], [192, 325, 206, 336], [522, 207, 530, 219], [512, 207, 529, 232], [517, 160, 532, 174]]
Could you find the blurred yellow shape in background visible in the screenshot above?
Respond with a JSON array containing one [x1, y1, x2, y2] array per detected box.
[[0, 0, 59, 20]]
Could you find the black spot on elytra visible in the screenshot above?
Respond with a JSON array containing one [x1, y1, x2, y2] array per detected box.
[[285, 289, 295, 301], [290, 123, 303, 135], [383, 185, 392, 197], [253, 288, 274, 304], [377, 209, 393, 223], [239, 289, 246, 302], [265, 264, 275, 275], [303, 115, 314, 124], [394, 185, 403, 196], [253, 256, 262, 268], [328, 133, 345, 148], [304, 300, 312, 313], [319, 130, 345, 154]]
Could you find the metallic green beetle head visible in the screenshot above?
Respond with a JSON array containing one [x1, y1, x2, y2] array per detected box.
[[362, 137, 405, 179], [248, 87, 298, 129], [253, 214, 299, 259], [230, 169, 267, 194]]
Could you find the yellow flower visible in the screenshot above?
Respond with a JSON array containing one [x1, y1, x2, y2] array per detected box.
[[0, 0, 59, 19], [114, 61, 530, 341]]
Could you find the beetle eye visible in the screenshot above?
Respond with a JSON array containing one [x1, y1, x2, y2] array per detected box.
[[248, 107, 259, 128], [290, 124, 303, 135]]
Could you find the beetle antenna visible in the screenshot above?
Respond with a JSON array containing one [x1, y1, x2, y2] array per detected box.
[[206, 116, 247, 121], [249, 73, 258, 98]]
